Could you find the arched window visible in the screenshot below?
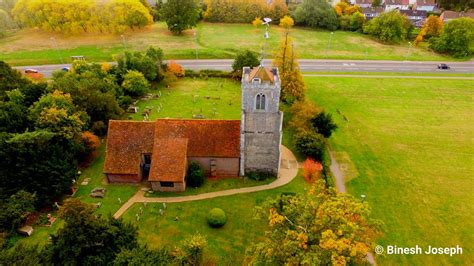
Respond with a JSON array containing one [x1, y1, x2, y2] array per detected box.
[[256, 93, 266, 110]]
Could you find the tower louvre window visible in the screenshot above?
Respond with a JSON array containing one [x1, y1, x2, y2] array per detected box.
[[256, 93, 266, 110]]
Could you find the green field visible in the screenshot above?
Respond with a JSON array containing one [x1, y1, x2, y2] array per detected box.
[[0, 22, 456, 66], [304, 76, 474, 265]]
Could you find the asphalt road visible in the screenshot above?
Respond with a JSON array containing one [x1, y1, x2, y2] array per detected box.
[[14, 59, 474, 78]]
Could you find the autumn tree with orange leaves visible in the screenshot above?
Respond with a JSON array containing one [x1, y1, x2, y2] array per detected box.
[[415, 15, 443, 45], [246, 180, 384, 265], [303, 158, 323, 183]]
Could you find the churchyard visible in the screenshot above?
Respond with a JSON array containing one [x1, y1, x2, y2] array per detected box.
[[0, 22, 455, 66], [7, 74, 473, 265]]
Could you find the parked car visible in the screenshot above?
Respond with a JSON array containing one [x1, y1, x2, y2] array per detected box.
[[24, 68, 39, 73], [437, 63, 450, 70]]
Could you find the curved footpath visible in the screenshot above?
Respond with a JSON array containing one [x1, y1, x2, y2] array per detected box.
[[113, 145, 299, 219]]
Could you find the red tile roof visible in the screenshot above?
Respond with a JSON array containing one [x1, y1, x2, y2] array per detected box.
[[103, 121, 155, 174], [154, 119, 241, 158], [104, 119, 241, 178], [416, 0, 435, 5], [149, 138, 188, 182]]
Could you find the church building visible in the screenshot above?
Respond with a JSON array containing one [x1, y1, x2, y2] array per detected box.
[[103, 66, 283, 192]]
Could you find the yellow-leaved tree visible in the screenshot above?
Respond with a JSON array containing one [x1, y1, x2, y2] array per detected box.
[[246, 180, 384, 265], [415, 15, 443, 45], [273, 35, 306, 103], [252, 17, 263, 27]]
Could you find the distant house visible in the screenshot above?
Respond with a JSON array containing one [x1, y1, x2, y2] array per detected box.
[[440, 11, 474, 22], [401, 9, 427, 27], [414, 0, 436, 11], [361, 7, 385, 20], [355, 0, 372, 8], [385, 0, 409, 11]]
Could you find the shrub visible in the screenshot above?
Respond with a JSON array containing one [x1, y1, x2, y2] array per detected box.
[[311, 111, 338, 138], [167, 61, 185, 77], [289, 100, 321, 134], [429, 17, 474, 58], [232, 49, 260, 76], [295, 130, 327, 161], [186, 162, 205, 187], [363, 10, 412, 42], [122, 70, 150, 97], [207, 208, 227, 228], [303, 158, 323, 183], [81, 131, 100, 152]]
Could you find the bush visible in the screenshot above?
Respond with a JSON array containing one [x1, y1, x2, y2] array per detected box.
[[186, 162, 205, 187], [294, 130, 327, 161], [207, 208, 227, 228], [122, 70, 150, 97], [232, 49, 260, 76], [166, 61, 185, 77], [303, 158, 323, 183], [429, 17, 474, 58], [363, 10, 412, 42], [311, 111, 338, 138]]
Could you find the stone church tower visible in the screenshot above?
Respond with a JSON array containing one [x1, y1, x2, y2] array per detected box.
[[240, 66, 283, 176]]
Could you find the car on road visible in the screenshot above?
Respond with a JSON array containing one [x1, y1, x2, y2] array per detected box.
[[24, 68, 39, 73], [437, 63, 450, 70], [61, 67, 70, 72]]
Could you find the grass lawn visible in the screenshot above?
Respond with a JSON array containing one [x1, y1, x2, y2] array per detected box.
[[122, 172, 308, 264], [129, 77, 241, 121], [73, 144, 140, 217], [0, 22, 457, 66], [304, 76, 474, 265]]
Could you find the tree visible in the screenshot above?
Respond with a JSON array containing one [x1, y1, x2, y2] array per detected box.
[[429, 18, 474, 58], [0, 131, 77, 204], [50, 69, 124, 134], [12, 0, 153, 34], [160, 0, 199, 34], [436, 0, 474, 11], [114, 247, 174, 265], [203, 0, 288, 23], [288, 100, 321, 135], [186, 161, 205, 187], [371, 0, 382, 7], [48, 199, 139, 265], [311, 111, 338, 138], [116, 47, 164, 82], [0, 89, 29, 133], [0, 244, 44, 265], [232, 49, 260, 77], [293, 0, 339, 31], [294, 130, 327, 161], [0, 9, 14, 37], [350, 11, 366, 31], [252, 17, 263, 27], [167, 60, 185, 77], [363, 10, 412, 43], [273, 36, 306, 103], [415, 15, 443, 45], [29, 90, 88, 139], [302, 158, 322, 183], [0, 61, 30, 99], [178, 234, 208, 265], [246, 181, 383, 265], [279, 15, 294, 30], [122, 70, 150, 97], [0, 190, 36, 231]]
